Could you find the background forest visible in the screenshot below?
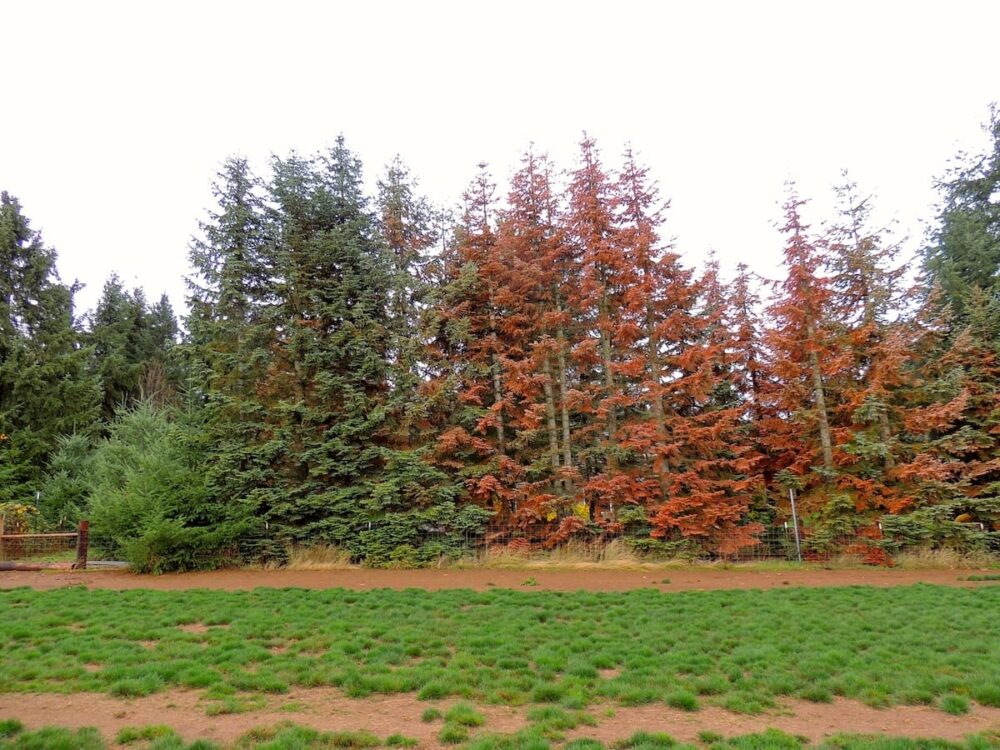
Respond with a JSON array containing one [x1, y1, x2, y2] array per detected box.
[[2, 111, 999, 572]]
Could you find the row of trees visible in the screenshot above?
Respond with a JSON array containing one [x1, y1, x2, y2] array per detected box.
[[2, 111, 998, 569], [1, 190, 176, 512]]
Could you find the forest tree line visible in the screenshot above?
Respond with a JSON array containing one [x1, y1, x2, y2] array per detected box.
[[1, 112, 998, 571]]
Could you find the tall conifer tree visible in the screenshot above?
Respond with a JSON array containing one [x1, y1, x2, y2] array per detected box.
[[0, 192, 100, 502]]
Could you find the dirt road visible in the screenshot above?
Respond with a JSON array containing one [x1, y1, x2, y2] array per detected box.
[[0, 565, 991, 592]]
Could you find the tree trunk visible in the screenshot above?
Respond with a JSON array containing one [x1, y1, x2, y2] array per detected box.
[[645, 302, 670, 497], [879, 409, 895, 469], [541, 354, 561, 476], [556, 326, 574, 489], [491, 349, 506, 456], [806, 320, 834, 470], [488, 294, 506, 455], [599, 298, 619, 473]]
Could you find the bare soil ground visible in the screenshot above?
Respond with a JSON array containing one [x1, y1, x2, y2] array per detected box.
[[0, 689, 997, 746], [0, 566, 994, 592]]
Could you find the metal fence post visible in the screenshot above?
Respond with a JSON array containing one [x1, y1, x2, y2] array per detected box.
[[788, 488, 803, 562]]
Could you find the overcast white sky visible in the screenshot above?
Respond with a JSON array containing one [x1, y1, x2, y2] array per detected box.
[[2, 0, 997, 316]]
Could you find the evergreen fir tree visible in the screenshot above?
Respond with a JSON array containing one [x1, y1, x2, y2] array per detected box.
[[0, 192, 101, 503], [89, 275, 178, 420], [254, 139, 394, 541], [924, 105, 1000, 324], [185, 156, 274, 546]]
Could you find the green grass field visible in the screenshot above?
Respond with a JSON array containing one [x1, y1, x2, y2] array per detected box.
[[1, 719, 996, 750], [2, 584, 1000, 748]]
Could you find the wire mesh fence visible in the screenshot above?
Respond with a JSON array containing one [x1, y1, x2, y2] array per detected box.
[[4, 516, 990, 571], [211, 516, 1000, 568], [0, 518, 88, 568], [0, 532, 77, 561], [452, 523, 891, 564]]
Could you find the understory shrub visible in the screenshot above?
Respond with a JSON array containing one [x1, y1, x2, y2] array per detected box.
[[86, 400, 246, 573]]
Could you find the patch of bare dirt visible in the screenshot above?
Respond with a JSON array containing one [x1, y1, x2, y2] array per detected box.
[[0, 690, 997, 746], [178, 623, 212, 634], [177, 622, 230, 635], [2, 567, 995, 593], [0, 689, 522, 746], [570, 699, 1000, 743]]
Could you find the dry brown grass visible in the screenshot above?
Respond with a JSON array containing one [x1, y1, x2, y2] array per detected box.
[[453, 539, 696, 570], [892, 547, 1000, 570], [452, 539, 999, 572], [280, 544, 356, 570], [266, 539, 996, 572]]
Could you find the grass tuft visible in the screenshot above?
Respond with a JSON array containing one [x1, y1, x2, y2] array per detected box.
[[418, 682, 450, 701], [117, 725, 177, 744], [665, 690, 699, 711], [109, 676, 165, 698], [972, 684, 1000, 707], [0, 726, 104, 750], [940, 694, 970, 715], [445, 702, 485, 727], [438, 724, 469, 745], [615, 731, 676, 749], [386, 735, 419, 748]]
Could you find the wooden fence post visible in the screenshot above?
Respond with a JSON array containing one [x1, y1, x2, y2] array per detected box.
[[0, 515, 5, 561], [74, 519, 89, 570]]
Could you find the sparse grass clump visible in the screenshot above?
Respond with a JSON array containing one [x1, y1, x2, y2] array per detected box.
[[615, 731, 677, 749], [720, 692, 775, 715], [445, 702, 485, 727], [233, 724, 379, 749], [531, 683, 565, 703], [972, 684, 1000, 707], [0, 725, 105, 750], [385, 735, 418, 748], [438, 724, 469, 744], [117, 725, 177, 744], [418, 682, 450, 700], [798, 684, 833, 703], [0, 722, 23, 740], [110, 677, 165, 698], [525, 706, 595, 737], [939, 694, 970, 715], [665, 690, 699, 711]]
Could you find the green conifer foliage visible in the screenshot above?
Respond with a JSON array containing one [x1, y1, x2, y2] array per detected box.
[[0, 192, 100, 503], [89, 275, 178, 420], [924, 106, 1000, 324]]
